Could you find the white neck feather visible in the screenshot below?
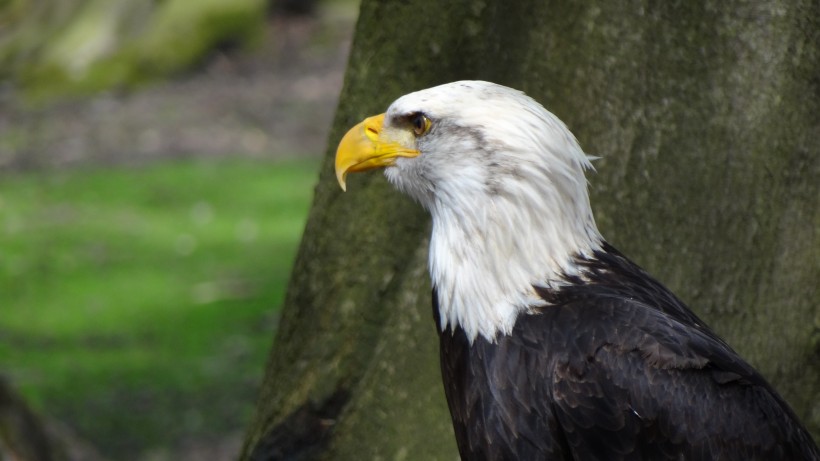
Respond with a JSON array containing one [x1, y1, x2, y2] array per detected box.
[[429, 170, 602, 342]]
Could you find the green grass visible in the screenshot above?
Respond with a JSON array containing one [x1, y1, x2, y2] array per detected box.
[[0, 158, 319, 456]]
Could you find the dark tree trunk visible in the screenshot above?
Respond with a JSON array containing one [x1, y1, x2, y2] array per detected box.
[[0, 377, 54, 461], [241, 1, 819, 459]]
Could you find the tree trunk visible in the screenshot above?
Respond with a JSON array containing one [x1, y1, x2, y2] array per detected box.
[[241, 1, 819, 459], [0, 377, 54, 461]]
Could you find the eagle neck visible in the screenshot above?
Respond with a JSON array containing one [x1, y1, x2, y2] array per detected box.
[[428, 177, 602, 343]]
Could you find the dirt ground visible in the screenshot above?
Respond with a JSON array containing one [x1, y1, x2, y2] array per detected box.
[[0, 8, 356, 172], [1, 6, 356, 461]]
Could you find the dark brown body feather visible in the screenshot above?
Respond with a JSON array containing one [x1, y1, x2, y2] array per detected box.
[[436, 243, 819, 460]]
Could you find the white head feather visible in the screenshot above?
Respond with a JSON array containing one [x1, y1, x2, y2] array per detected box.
[[382, 81, 602, 342]]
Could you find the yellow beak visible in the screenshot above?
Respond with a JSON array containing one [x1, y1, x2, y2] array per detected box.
[[334, 113, 420, 191]]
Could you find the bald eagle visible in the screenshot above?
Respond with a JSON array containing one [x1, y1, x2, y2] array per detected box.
[[334, 81, 819, 460]]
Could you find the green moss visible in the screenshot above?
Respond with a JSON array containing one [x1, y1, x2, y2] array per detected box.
[[6, 0, 266, 102], [132, 0, 264, 77]]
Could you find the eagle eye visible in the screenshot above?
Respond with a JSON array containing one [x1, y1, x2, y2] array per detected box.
[[410, 113, 431, 136]]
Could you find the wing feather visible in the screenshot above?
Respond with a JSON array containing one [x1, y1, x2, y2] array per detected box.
[[435, 243, 820, 460]]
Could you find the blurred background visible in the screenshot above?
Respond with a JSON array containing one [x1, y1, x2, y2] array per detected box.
[[0, 0, 359, 459]]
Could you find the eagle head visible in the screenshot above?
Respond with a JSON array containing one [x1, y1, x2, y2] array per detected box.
[[335, 81, 603, 341]]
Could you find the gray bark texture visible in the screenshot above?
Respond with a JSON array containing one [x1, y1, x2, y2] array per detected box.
[[241, 1, 819, 459]]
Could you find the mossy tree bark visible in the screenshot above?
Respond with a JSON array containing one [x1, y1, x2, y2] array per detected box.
[[241, 1, 819, 459]]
